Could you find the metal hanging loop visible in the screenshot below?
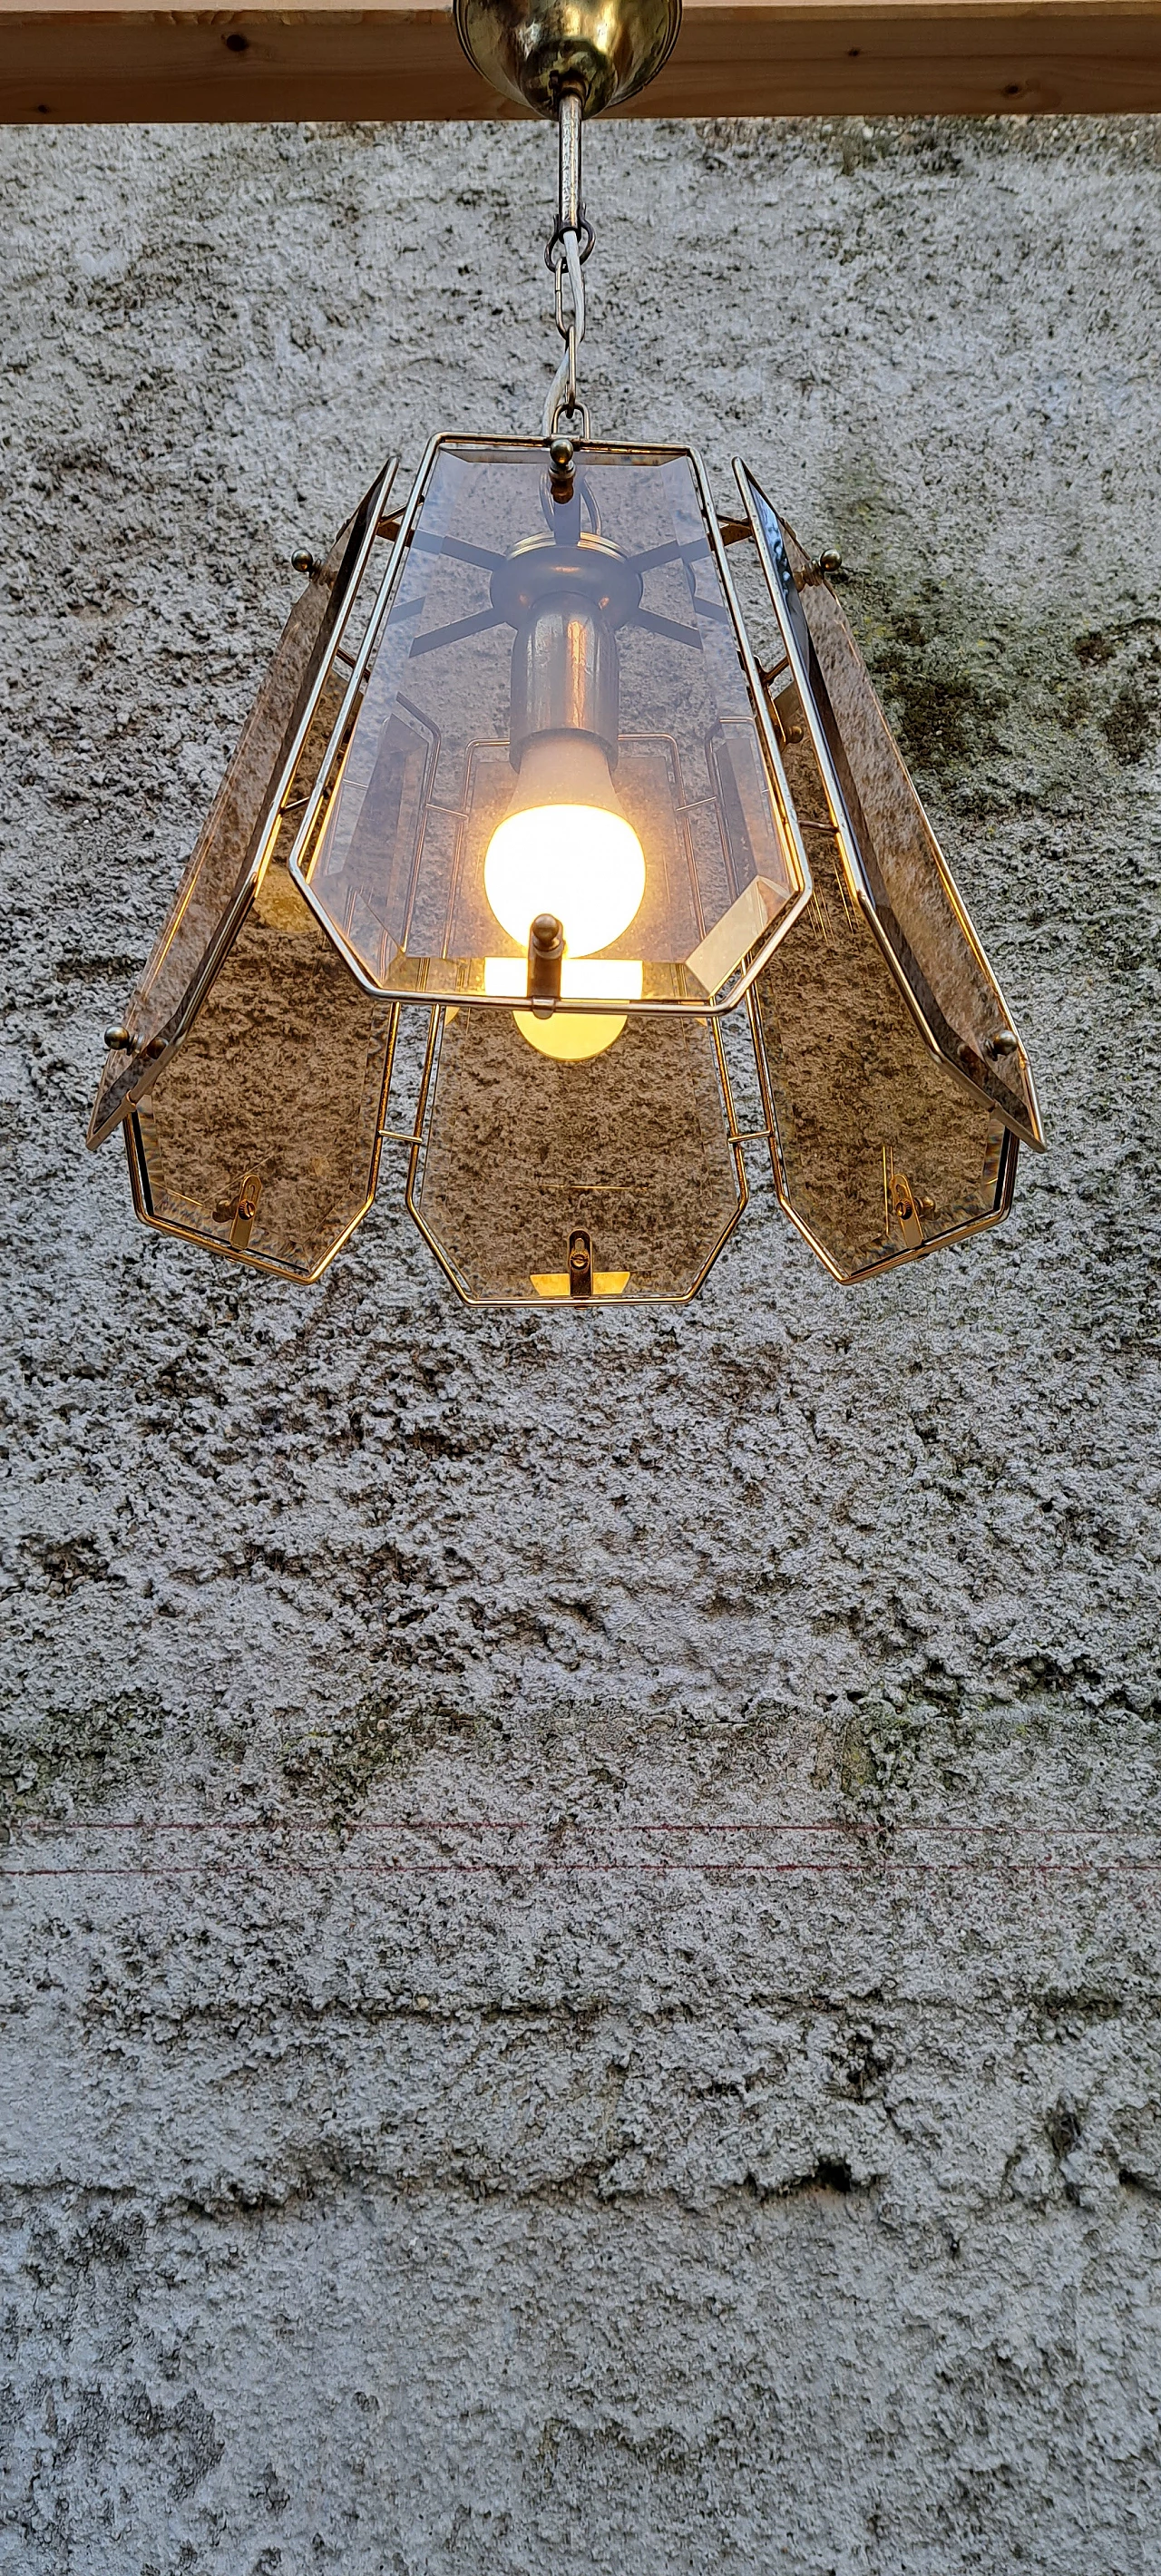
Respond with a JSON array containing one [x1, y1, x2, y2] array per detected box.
[[454, 0, 681, 440]]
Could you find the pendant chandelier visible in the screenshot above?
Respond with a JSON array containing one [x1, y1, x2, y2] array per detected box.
[[88, 0, 1043, 1307]]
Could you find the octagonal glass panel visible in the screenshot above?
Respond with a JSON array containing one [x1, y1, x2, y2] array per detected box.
[[125, 865, 395, 1282], [736, 463, 1042, 1152], [88, 460, 398, 1150], [751, 843, 1019, 1283], [289, 438, 809, 1022], [407, 1003, 745, 1305]]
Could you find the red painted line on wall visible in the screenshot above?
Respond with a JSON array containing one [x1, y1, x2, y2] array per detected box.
[[2, 1857, 1158, 1880]]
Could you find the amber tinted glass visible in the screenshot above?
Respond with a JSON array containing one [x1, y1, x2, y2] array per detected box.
[[737, 468, 1039, 1149], [752, 848, 1017, 1282], [295, 440, 804, 1014], [126, 869, 394, 1281], [88, 463, 397, 1150], [409, 1005, 744, 1304]]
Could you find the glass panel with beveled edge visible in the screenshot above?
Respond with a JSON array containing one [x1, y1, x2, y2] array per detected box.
[[292, 439, 807, 1025], [87, 461, 399, 1151], [734, 464, 1041, 1152], [751, 840, 1019, 1283], [407, 1001, 745, 1305], [126, 864, 395, 1282]]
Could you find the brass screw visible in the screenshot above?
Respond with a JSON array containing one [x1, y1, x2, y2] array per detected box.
[[986, 1029, 1019, 1059], [291, 550, 320, 576], [103, 1025, 131, 1049], [819, 548, 843, 575], [548, 435, 576, 503]]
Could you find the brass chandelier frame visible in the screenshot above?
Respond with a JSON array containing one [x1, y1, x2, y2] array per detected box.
[[86, 0, 1045, 1307]]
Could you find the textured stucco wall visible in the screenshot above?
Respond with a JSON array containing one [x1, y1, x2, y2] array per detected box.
[[2, 110, 1160, 2575]]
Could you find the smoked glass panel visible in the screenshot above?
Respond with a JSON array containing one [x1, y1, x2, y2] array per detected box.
[[294, 439, 806, 1017], [752, 846, 1018, 1283], [409, 1004, 745, 1304], [88, 462, 397, 1148], [736, 465, 1041, 1149], [126, 867, 394, 1282]]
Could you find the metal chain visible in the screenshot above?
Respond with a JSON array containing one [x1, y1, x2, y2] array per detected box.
[[542, 89, 594, 439]]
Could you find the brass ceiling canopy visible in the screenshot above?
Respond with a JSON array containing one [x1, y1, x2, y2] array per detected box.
[[454, 0, 681, 115], [88, 0, 1042, 1308]]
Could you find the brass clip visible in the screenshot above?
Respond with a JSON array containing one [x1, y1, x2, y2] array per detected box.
[[528, 912, 565, 1018], [883, 1148, 932, 1252], [214, 1171, 263, 1251], [568, 1227, 594, 1298]]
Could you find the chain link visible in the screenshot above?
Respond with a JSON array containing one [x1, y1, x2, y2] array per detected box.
[[542, 89, 593, 439]]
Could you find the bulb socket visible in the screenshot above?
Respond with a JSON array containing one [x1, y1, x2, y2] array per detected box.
[[511, 592, 620, 766], [493, 535, 640, 770]]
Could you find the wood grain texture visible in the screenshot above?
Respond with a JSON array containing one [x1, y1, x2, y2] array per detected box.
[[4, 0, 1161, 125]]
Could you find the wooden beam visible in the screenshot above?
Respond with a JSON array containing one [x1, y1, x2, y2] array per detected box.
[[4, 0, 1161, 126]]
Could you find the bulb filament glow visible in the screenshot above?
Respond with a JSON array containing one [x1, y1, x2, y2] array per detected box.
[[484, 732, 646, 1059]]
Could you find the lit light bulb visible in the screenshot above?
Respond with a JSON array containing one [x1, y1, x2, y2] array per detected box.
[[483, 955, 645, 1062], [484, 733, 646, 959]]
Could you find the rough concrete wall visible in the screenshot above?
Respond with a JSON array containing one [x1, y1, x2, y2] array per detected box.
[[1, 108, 1160, 2575]]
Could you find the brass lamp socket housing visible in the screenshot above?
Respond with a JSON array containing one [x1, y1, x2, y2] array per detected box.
[[454, 0, 680, 115], [493, 533, 641, 765]]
